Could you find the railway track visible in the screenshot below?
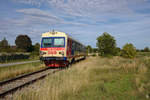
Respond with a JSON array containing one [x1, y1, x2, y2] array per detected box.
[[0, 67, 61, 98]]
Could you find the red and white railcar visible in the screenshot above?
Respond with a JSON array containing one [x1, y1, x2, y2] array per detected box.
[[40, 31, 86, 67]]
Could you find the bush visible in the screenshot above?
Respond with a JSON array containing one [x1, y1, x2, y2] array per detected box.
[[121, 43, 137, 58], [97, 32, 117, 56], [143, 47, 150, 52], [30, 51, 39, 59], [92, 53, 96, 57], [0, 53, 30, 63]]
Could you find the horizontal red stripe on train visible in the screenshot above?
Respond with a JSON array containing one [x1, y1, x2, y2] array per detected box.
[[40, 47, 65, 51]]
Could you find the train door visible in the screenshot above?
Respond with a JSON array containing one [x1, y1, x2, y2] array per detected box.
[[67, 38, 72, 56], [69, 39, 72, 56]]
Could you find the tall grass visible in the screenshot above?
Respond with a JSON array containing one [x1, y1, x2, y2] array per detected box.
[[0, 62, 45, 81], [14, 56, 150, 100], [136, 52, 150, 58]]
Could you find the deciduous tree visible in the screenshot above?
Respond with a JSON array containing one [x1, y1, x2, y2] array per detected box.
[[15, 35, 32, 52], [86, 45, 92, 54], [96, 32, 117, 56], [143, 47, 150, 52], [0, 37, 9, 47], [34, 43, 40, 52], [0, 37, 9, 52], [121, 43, 137, 58]]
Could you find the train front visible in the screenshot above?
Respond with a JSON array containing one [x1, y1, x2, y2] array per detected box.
[[40, 32, 68, 67]]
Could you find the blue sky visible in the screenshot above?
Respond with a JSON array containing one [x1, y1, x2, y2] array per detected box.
[[0, 0, 150, 49]]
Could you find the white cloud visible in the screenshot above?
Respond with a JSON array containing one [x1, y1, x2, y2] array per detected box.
[[16, 8, 91, 27], [16, 8, 61, 20], [3, 0, 150, 48], [13, 0, 150, 24], [13, 0, 42, 6], [45, 0, 132, 18], [13, 0, 149, 16]]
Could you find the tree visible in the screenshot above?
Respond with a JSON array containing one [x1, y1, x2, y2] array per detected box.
[[121, 43, 137, 58], [0, 37, 9, 52], [33, 43, 40, 55], [136, 49, 140, 52], [15, 35, 32, 52], [0, 37, 9, 47], [34, 43, 40, 52], [115, 47, 121, 56], [93, 48, 98, 53], [143, 47, 150, 52], [96, 32, 117, 56], [86, 45, 92, 54], [31, 43, 40, 57]]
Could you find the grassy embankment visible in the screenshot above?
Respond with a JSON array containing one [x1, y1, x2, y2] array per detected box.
[[0, 62, 45, 81], [14, 54, 150, 100]]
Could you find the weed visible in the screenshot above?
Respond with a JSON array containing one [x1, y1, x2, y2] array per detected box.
[[13, 57, 150, 100], [0, 62, 45, 81]]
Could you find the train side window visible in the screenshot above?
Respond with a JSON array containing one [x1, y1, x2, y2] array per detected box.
[[72, 41, 75, 50], [79, 45, 81, 52], [74, 42, 77, 51], [77, 44, 80, 51], [76, 43, 78, 51]]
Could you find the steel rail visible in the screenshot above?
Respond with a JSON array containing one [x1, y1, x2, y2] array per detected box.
[[0, 67, 49, 86], [0, 67, 61, 98], [0, 58, 85, 98]]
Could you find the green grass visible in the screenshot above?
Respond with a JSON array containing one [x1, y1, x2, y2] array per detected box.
[[137, 52, 150, 57], [0, 61, 45, 81], [14, 56, 150, 100], [59, 68, 138, 100]]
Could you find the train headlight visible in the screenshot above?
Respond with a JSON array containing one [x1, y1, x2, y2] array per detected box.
[[59, 51, 64, 55]]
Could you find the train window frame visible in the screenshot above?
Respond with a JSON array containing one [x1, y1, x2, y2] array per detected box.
[[41, 38, 53, 48], [41, 37, 65, 48], [53, 37, 65, 47], [72, 41, 75, 50]]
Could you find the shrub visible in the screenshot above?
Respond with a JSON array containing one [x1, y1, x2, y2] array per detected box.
[[0, 53, 30, 63], [86, 45, 93, 54], [121, 43, 137, 58], [143, 47, 150, 52], [92, 53, 96, 57], [96, 32, 117, 56]]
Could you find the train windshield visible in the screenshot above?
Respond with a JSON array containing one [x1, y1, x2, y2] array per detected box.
[[54, 38, 65, 47], [42, 37, 65, 48], [42, 38, 53, 47]]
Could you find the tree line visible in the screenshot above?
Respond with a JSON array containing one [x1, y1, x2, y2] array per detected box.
[[0, 33, 149, 59], [0, 35, 40, 55], [87, 32, 150, 58]]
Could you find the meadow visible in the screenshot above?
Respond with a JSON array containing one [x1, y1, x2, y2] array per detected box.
[[13, 55, 150, 100]]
